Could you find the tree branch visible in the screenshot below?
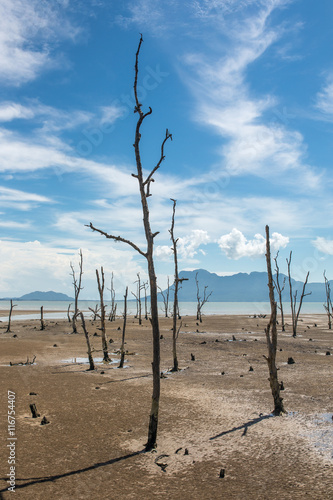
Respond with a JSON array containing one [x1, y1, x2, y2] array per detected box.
[[86, 223, 147, 258]]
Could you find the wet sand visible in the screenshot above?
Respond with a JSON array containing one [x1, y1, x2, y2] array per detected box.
[[0, 314, 332, 499]]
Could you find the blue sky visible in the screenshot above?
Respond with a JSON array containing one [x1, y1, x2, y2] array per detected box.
[[0, 0, 333, 299]]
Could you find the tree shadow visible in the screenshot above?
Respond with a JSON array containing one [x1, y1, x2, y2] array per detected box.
[[210, 413, 274, 441], [0, 449, 145, 494]]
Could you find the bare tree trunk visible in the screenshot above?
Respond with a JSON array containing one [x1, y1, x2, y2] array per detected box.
[[67, 303, 72, 323], [70, 249, 83, 334], [287, 252, 311, 337], [40, 306, 45, 331], [158, 277, 170, 318], [169, 199, 187, 372], [273, 252, 286, 332], [96, 267, 111, 363], [134, 273, 142, 325], [119, 287, 128, 368], [87, 35, 172, 451], [108, 272, 117, 321], [323, 271, 332, 330], [79, 312, 95, 371], [264, 225, 285, 416], [6, 300, 17, 333], [143, 282, 148, 320]]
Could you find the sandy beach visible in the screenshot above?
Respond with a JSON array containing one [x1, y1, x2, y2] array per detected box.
[[0, 313, 332, 499]]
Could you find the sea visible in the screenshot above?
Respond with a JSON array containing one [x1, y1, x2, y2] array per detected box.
[[0, 300, 326, 321]]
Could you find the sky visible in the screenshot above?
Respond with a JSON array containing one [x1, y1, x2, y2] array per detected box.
[[0, 0, 333, 299]]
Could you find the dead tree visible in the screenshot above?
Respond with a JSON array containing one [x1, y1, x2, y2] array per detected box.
[[286, 251, 311, 337], [323, 270, 332, 330], [67, 303, 72, 323], [40, 306, 45, 331], [108, 272, 117, 321], [264, 225, 285, 415], [6, 300, 17, 333], [79, 312, 95, 371], [132, 273, 142, 325], [89, 304, 101, 321], [195, 272, 212, 322], [158, 276, 170, 318], [169, 199, 187, 371], [70, 249, 83, 334], [273, 251, 286, 332], [119, 287, 128, 368], [143, 281, 149, 320], [96, 267, 111, 363], [87, 35, 172, 451]]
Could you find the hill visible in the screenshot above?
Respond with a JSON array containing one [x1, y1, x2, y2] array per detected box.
[[0, 291, 74, 301]]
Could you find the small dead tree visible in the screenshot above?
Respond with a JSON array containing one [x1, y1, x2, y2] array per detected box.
[[89, 304, 101, 321], [195, 272, 212, 322], [132, 273, 142, 325], [67, 303, 72, 323], [40, 306, 45, 331], [143, 281, 149, 320], [323, 270, 332, 330], [158, 276, 170, 318], [6, 300, 17, 333], [273, 251, 286, 332], [70, 249, 83, 334], [169, 199, 187, 371], [108, 272, 117, 321], [264, 225, 285, 416], [286, 251, 311, 337], [96, 267, 111, 363], [119, 287, 128, 369], [79, 312, 95, 371], [87, 35, 172, 451]]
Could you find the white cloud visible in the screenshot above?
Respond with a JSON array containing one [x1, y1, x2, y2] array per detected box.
[[0, 239, 145, 299], [218, 227, 289, 259], [0, 102, 34, 121], [155, 229, 209, 261], [315, 73, 333, 119], [0, 0, 79, 85], [0, 185, 52, 210], [312, 237, 333, 256]]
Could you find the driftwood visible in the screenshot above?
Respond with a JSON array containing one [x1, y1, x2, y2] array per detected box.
[[30, 403, 40, 418], [10, 355, 36, 366]]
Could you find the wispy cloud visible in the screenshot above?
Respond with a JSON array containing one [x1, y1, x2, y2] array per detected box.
[[0, 185, 52, 210], [0, 0, 80, 85], [218, 227, 289, 259], [314, 73, 333, 120], [312, 237, 333, 256]]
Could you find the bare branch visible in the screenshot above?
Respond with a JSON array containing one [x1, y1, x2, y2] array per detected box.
[[87, 223, 147, 258], [143, 129, 172, 189]]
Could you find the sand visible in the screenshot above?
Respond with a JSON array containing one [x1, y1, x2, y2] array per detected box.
[[0, 313, 332, 499]]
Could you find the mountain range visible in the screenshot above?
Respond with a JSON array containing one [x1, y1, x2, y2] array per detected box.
[[158, 269, 331, 303]]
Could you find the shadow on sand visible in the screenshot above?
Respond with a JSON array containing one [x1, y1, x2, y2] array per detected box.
[[0, 449, 145, 494], [210, 413, 274, 440]]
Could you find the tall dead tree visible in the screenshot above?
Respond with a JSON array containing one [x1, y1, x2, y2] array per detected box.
[[169, 199, 187, 371], [264, 225, 285, 416], [96, 267, 111, 363], [87, 35, 172, 451], [323, 270, 332, 330], [195, 272, 212, 322], [6, 300, 17, 333], [108, 272, 117, 321], [119, 287, 128, 369], [286, 251, 311, 337], [70, 249, 83, 334], [273, 251, 286, 332], [158, 276, 170, 318]]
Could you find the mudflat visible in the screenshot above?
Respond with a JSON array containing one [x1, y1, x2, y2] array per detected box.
[[0, 313, 332, 499]]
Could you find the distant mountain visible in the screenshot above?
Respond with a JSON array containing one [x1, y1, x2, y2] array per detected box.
[[0, 291, 74, 301], [158, 269, 330, 302]]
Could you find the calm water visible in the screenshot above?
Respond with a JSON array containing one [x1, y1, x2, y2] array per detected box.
[[0, 300, 326, 320]]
